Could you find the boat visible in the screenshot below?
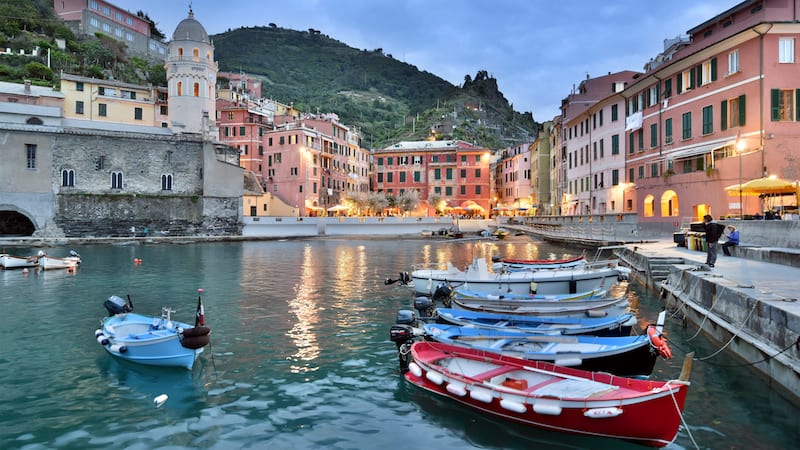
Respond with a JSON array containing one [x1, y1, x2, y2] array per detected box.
[[453, 286, 607, 302], [410, 257, 624, 297], [37, 250, 81, 270], [94, 291, 211, 370], [403, 341, 692, 447], [434, 307, 637, 337], [491, 227, 510, 239], [0, 253, 39, 269], [491, 255, 586, 271], [422, 323, 667, 376], [451, 291, 630, 318]]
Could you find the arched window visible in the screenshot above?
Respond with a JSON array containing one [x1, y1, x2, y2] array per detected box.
[[111, 171, 123, 189], [643, 194, 655, 217], [161, 174, 173, 191], [61, 169, 75, 187], [178, 47, 183, 58], [660, 190, 679, 217], [193, 48, 199, 60], [26, 117, 44, 125], [177, 81, 182, 96], [193, 82, 199, 97]]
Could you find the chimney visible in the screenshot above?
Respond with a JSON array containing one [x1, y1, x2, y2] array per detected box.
[[24, 79, 31, 93]]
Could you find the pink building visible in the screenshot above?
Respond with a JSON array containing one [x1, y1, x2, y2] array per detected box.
[[494, 143, 533, 213], [623, 0, 800, 223]]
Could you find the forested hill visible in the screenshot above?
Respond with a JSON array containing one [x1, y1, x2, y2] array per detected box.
[[212, 25, 540, 149]]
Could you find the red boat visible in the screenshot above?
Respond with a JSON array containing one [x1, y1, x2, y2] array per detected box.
[[405, 341, 692, 448]]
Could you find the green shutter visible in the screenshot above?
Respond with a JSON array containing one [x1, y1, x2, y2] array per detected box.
[[797, 89, 800, 121], [690, 67, 697, 88], [721, 100, 728, 131], [738, 94, 746, 126], [771, 89, 780, 121], [664, 79, 671, 98], [676, 74, 682, 94], [711, 58, 717, 81]]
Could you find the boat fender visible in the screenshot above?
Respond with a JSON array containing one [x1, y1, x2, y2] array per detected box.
[[408, 362, 422, 378], [584, 407, 623, 418], [487, 294, 500, 300], [533, 400, 563, 416], [181, 334, 211, 349], [425, 370, 444, 385], [94, 329, 104, 338], [182, 326, 211, 338], [109, 344, 127, 353], [647, 327, 673, 359], [153, 394, 168, 408], [499, 399, 527, 414], [469, 387, 494, 404], [553, 357, 583, 367], [96, 335, 109, 345], [585, 309, 608, 318], [446, 382, 467, 397]]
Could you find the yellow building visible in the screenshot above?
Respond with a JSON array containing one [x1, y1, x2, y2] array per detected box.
[[60, 73, 164, 127]]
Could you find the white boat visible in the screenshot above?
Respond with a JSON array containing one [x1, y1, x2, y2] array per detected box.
[[37, 250, 81, 270], [0, 253, 39, 269], [411, 257, 624, 297]]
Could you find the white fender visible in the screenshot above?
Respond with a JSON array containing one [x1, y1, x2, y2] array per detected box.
[[553, 357, 583, 367], [584, 407, 624, 418], [533, 399, 562, 415], [408, 362, 422, 378], [499, 399, 527, 413], [153, 394, 168, 408], [96, 335, 108, 345], [425, 370, 444, 385], [109, 344, 126, 353], [446, 382, 467, 397], [469, 387, 494, 403]]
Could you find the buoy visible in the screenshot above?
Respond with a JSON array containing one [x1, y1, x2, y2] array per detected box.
[[154, 394, 168, 407], [134, 258, 142, 264], [22, 268, 29, 274], [648, 327, 673, 359]]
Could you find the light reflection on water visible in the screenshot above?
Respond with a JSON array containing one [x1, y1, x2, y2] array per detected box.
[[0, 236, 797, 449]]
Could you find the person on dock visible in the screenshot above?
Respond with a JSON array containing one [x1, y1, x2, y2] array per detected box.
[[703, 214, 725, 267], [722, 225, 739, 256]]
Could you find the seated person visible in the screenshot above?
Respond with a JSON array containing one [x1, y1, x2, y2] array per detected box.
[[722, 225, 739, 256]]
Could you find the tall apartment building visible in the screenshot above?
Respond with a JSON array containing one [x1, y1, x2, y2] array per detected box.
[[373, 140, 492, 214], [53, 0, 167, 60], [494, 143, 532, 213], [622, 0, 800, 223]]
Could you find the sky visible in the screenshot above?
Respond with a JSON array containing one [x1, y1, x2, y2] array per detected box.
[[114, 0, 743, 120]]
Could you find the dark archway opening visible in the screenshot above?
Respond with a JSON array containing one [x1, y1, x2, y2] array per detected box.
[[0, 211, 36, 236]]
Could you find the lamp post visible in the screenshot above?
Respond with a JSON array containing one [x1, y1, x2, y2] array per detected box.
[[736, 133, 746, 219]]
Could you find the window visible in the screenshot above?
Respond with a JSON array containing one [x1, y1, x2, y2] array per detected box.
[[76, 82, 84, 92], [239, 126, 246, 136], [650, 123, 658, 147], [399, 172, 406, 182], [434, 168, 441, 180], [460, 185, 466, 195], [611, 134, 619, 155], [475, 186, 481, 195], [111, 171, 123, 189], [387, 173, 393, 183], [612, 169, 619, 186], [702, 105, 713, 134], [638, 129, 644, 150], [722, 95, 746, 129], [161, 174, 173, 191], [75, 101, 84, 114], [193, 83, 199, 97], [679, 69, 693, 93], [377, 173, 383, 183], [460, 169, 467, 178], [61, 169, 75, 187], [160, 105, 168, 115], [771, 89, 798, 121], [445, 186, 452, 196], [648, 85, 659, 107], [663, 79, 672, 98], [611, 104, 618, 121], [681, 112, 692, 140], [414, 171, 420, 182], [134, 107, 142, 120], [664, 118, 673, 145], [629, 132, 635, 154], [26, 144, 36, 169], [475, 168, 481, 178], [779, 38, 795, 63], [638, 165, 645, 180], [628, 168, 635, 183], [701, 59, 717, 85], [728, 50, 740, 74], [177, 82, 182, 96], [651, 163, 659, 178]]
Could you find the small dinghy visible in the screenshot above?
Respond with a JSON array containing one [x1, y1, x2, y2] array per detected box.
[[95, 290, 211, 370]]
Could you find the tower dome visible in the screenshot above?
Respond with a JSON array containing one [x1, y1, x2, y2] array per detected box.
[[172, 8, 210, 43]]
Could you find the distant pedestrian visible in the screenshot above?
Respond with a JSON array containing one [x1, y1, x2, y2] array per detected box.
[[702, 214, 725, 267], [722, 225, 739, 256]]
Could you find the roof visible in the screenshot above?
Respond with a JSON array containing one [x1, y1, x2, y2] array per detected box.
[[172, 9, 210, 43], [0, 81, 64, 98]]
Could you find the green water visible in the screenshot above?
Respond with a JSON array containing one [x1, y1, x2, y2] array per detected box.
[[0, 237, 797, 449]]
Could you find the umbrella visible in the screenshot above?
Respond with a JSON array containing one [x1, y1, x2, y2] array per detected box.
[[327, 204, 348, 212], [724, 183, 761, 197], [737, 176, 797, 195]]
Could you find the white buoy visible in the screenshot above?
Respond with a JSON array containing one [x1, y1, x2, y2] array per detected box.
[[154, 394, 168, 407]]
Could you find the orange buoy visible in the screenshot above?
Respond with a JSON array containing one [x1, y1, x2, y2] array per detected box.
[[647, 327, 673, 360]]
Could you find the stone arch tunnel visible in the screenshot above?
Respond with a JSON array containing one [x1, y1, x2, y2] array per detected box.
[[0, 210, 36, 236]]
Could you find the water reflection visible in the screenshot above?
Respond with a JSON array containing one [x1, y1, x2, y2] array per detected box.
[[287, 244, 321, 373]]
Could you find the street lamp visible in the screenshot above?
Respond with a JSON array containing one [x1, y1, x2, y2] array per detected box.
[[736, 133, 746, 219]]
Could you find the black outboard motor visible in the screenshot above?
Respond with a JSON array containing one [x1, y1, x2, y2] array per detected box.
[[413, 296, 433, 321], [385, 271, 412, 285], [390, 309, 419, 373], [432, 282, 454, 306], [103, 295, 133, 316]]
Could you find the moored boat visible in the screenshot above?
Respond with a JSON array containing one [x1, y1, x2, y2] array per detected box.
[[94, 291, 211, 370], [0, 253, 39, 269], [451, 287, 631, 318], [453, 286, 606, 302], [404, 341, 692, 447], [422, 323, 667, 376], [434, 307, 636, 336], [492, 255, 586, 271], [37, 250, 81, 270]]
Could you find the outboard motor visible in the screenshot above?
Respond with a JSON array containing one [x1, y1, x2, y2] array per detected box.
[[432, 282, 454, 306], [104, 295, 133, 316], [384, 271, 412, 286], [413, 296, 433, 321]]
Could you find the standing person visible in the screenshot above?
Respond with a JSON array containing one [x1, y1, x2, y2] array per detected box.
[[722, 225, 740, 256], [702, 214, 725, 267]]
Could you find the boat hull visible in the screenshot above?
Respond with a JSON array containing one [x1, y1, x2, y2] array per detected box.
[[39, 256, 80, 270], [451, 291, 630, 318], [435, 308, 636, 337], [405, 341, 689, 448], [97, 313, 205, 370], [0, 254, 39, 269]]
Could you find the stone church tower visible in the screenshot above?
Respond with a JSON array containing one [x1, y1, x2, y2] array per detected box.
[[167, 8, 218, 137]]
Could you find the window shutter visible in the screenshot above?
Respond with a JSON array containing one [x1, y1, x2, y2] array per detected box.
[[796, 89, 800, 121], [711, 58, 717, 81], [676, 74, 682, 93], [664, 79, 672, 98], [721, 100, 728, 130], [690, 68, 697, 88], [770, 89, 780, 121], [738, 94, 746, 126]]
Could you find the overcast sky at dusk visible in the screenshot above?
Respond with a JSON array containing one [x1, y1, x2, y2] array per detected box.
[[114, 0, 743, 120]]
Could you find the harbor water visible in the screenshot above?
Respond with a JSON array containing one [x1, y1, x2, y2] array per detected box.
[[0, 236, 797, 449]]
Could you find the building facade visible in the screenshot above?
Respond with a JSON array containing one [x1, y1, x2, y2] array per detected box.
[[495, 143, 532, 214]]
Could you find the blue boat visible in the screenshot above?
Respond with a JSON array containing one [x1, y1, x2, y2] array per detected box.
[[94, 293, 211, 370], [422, 322, 668, 377], [435, 308, 636, 337]]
